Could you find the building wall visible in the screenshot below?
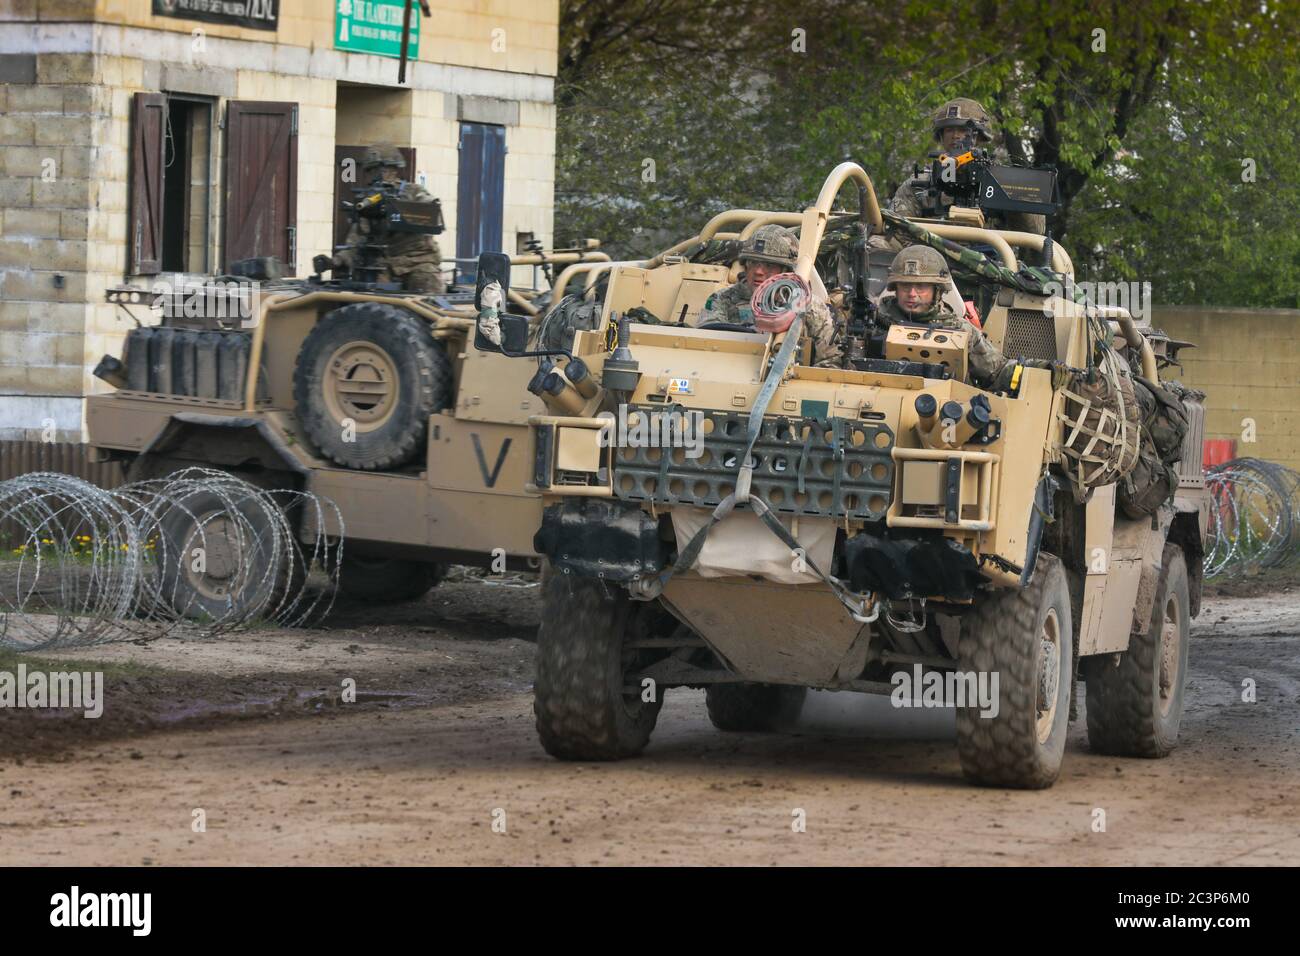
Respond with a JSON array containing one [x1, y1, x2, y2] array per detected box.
[[0, 0, 558, 442], [90, 0, 559, 77], [0, 55, 102, 441], [1153, 307, 1300, 471]]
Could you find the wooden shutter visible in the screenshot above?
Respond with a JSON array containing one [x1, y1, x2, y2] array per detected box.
[[130, 92, 166, 275], [224, 100, 298, 273]]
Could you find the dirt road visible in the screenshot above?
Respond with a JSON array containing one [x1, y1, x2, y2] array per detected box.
[[2, 576, 1297, 866]]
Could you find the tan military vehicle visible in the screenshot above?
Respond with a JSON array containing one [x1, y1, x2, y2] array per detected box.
[[86, 245, 610, 616], [472, 163, 1209, 788]]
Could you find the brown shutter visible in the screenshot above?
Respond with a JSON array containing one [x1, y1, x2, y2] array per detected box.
[[224, 100, 298, 273], [130, 92, 166, 275]]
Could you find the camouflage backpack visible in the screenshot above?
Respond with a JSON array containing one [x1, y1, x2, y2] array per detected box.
[[1117, 377, 1193, 519], [536, 294, 603, 353]]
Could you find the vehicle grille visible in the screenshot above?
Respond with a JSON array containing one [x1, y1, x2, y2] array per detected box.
[[1003, 308, 1057, 362], [1177, 390, 1206, 486]]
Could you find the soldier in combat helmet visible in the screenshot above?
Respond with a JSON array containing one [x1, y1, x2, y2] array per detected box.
[[697, 224, 842, 368], [879, 244, 1065, 390], [335, 145, 446, 294], [887, 98, 1047, 237]]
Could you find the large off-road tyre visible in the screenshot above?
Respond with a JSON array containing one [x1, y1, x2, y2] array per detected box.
[[156, 488, 299, 623], [705, 683, 807, 732], [956, 553, 1073, 789], [534, 571, 667, 760], [339, 554, 444, 603], [293, 303, 451, 470], [1084, 545, 1190, 757]]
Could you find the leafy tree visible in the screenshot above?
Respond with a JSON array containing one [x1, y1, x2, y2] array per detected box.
[[554, 0, 1300, 305]]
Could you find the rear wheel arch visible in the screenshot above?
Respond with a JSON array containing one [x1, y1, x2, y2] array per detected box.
[[1167, 511, 1204, 618], [125, 416, 308, 490]]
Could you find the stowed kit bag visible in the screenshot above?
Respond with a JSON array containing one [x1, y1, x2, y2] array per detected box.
[[534, 294, 604, 353], [1117, 376, 1195, 518], [1056, 348, 1141, 502]]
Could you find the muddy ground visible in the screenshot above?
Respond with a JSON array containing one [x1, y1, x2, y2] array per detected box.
[[1, 568, 1297, 866]]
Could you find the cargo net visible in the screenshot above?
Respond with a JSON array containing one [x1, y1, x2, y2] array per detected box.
[[0, 469, 343, 651], [1056, 347, 1140, 501], [611, 406, 895, 520]]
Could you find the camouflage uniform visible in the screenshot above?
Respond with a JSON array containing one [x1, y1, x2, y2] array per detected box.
[[878, 245, 1022, 391], [339, 146, 445, 294], [696, 224, 842, 368], [884, 98, 1046, 239]]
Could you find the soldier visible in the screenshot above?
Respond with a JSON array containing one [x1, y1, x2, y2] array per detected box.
[[887, 98, 1046, 236], [697, 224, 842, 368], [879, 245, 1064, 391], [336, 145, 446, 294]]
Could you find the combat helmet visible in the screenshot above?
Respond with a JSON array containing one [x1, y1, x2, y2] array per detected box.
[[738, 224, 797, 268], [886, 245, 951, 289], [931, 98, 993, 144], [363, 144, 406, 172]]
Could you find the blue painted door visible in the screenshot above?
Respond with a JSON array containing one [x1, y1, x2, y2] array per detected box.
[[456, 122, 506, 281]]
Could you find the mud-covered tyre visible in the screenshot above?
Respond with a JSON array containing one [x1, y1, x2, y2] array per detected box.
[[1084, 545, 1190, 757], [533, 571, 665, 760], [293, 303, 451, 470], [339, 554, 444, 603], [956, 553, 1073, 789], [705, 684, 806, 732], [156, 488, 298, 623]]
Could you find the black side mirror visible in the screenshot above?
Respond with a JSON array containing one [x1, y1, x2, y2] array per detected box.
[[473, 252, 530, 354], [473, 312, 530, 355]]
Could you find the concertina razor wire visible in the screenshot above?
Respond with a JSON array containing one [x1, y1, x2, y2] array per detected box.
[[0, 468, 343, 650]]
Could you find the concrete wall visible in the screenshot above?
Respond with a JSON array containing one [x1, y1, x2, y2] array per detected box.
[[1153, 307, 1300, 470], [0, 0, 558, 442]]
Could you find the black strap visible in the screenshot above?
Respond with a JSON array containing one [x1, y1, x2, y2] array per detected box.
[[797, 427, 813, 494]]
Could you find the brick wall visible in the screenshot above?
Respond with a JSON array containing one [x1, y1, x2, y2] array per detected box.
[[1152, 307, 1300, 470], [0, 56, 105, 443]]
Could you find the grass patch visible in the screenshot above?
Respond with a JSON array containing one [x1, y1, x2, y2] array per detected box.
[[0, 646, 167, 680]]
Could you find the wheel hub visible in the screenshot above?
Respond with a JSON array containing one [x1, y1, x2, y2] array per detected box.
[[1035, 608, 1062, 743], [323, 341, 398, 430], [1158, 595, 1180, 716], [181, 512, 243, 600]]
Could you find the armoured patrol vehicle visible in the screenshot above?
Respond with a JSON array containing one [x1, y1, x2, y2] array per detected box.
[[472, 162, 1208, 788], [86, 239, 610, 616]]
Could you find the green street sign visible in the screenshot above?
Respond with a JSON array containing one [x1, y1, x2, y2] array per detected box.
[[335, 0, 419, 60]]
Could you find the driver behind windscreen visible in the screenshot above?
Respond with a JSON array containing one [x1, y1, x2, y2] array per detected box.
[[695, 224, 842, 368], [877, 245, 1065, 391]]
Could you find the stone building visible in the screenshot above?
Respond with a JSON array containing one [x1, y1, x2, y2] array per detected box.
[[0, 0, 558, 443]]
